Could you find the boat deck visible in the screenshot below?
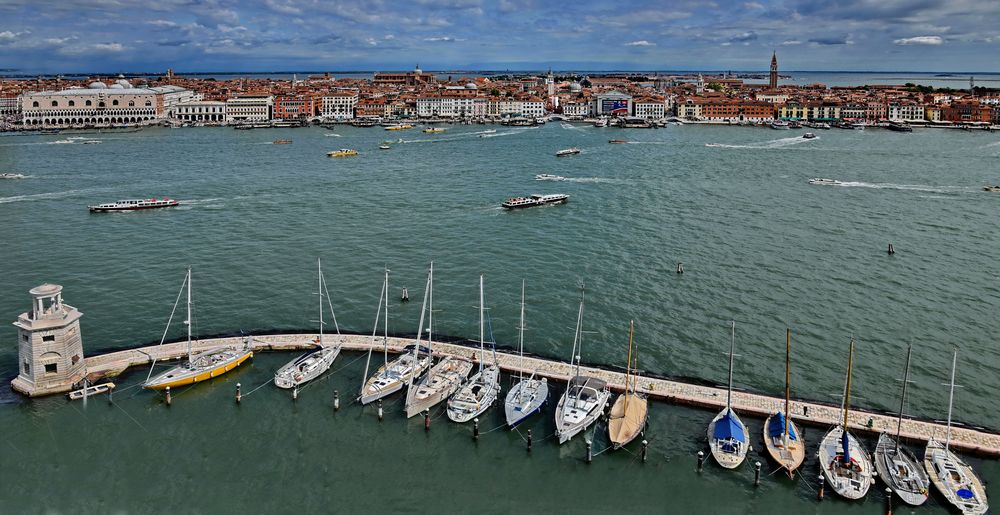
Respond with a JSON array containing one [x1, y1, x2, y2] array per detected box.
[[81, 333, 1000, 456]]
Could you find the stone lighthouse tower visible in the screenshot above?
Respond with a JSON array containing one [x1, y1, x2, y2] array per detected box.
[[11, 284, 87, 397]]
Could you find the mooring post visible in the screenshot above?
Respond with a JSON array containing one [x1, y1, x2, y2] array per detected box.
[[888, 243, 895, 255], [293, 384, 299, 401], [677, 262, 684, 274], [527, 429, 533, 452], [885, 487, 892, 515], [333, 390, 340, 411], [697, 450, 704, 473], [586, 439, 593, 463], [754, 461, 762, 486], [818, 474, 825, 501], [236, 382, 242, 404], [424, 410, 430, 431], [377, 399, 383, 421], [107, 387, 113, 405], [165, 386, 171, 406], [641, 440, 648, 463], [473, 418, 480, 440]]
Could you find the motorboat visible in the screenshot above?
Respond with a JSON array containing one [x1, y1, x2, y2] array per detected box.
[[384, 124, 413, 131], [327, 149, 358, 157], [771, 120, 790, 130], [851, 122, 866, 130], [273, 139, 292, 144], [379, 145, 391, 150], [501, 193, 569, 209], [788, 120, 803, 129], [0, 173, 26, 179], [594, 118, 608, 127], [82, 140, 102, 144], [802, 132, 817, 139], [423, 127, 446, 133], [556, 148, 581, 156], [534, 174, 566, 181], [479, 129, 497, 137], [983, 185, 1000, 192], [608, 139, 627, 144], [808, 178, 842, 186], [88, 198, 179, 212], [887, 122, 913, 132]]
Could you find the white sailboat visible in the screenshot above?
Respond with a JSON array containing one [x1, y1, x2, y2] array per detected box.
[[446, 275, 501, 423], [874, 344, 929, 505], [404, 262, 473, 418], [923, 351, 989, 514], [144, 268, 253, 390], [707, 320, 749, 469], [358, 268, 431, 405], [274, 258, 343, 389], [554, 289, 611, 444], [503, 280, 548, 428], [819, 337, 874, 500]]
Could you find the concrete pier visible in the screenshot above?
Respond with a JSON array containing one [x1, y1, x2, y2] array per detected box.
[[81, 333, 1000, 456]]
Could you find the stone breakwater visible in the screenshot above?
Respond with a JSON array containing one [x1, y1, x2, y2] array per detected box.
[[82, 333, 1000, 457]]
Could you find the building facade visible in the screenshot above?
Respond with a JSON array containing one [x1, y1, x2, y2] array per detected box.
[[174, 101, 226, 122], [21, 80, 161, 128], [225, 95, 273, 122], [321, 92, 358, 119]]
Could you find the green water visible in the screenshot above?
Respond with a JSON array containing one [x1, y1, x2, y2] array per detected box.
[[1, 124, 999, 513]]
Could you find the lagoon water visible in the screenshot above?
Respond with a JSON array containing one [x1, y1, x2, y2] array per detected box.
[[1, 123, 999, 513]]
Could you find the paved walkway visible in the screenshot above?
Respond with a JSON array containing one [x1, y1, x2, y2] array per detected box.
[[84, 333, 1000, 456]]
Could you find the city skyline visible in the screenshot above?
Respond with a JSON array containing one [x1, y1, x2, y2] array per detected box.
[[2, 0, 1000, 74]]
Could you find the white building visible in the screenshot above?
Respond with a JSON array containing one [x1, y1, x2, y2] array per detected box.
[[174, 101, 226, 123], [21, 80, 161, 128], [0, 95, 19, 117], [887, 103, 925, 122], [633, 98, 666, 119], [520, 97, 545, 118], [226, 95, 273, 122], [321, 92, 358, 119], [150, 85, 201, 117], [416, 95, 486, 118], [562, 101, 591, 118]]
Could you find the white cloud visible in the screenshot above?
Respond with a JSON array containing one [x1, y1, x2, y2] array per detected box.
[[93, 42, 124, 52], [781, 39, 801, 45], [894, 35, 943, 45], [264, 0, 303, 15], [743, 2, 764, 9], [424, 36, 463, 42], [384, 34, 395, 40], [146, 19, 177, 28], [625, 40, 655, 46], [0, 31, 17, 41]]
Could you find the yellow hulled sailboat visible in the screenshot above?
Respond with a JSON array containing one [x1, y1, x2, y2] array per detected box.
[[143, 268, 252, 390]]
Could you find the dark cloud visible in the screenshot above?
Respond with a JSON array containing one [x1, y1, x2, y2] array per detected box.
[[809, 36, 850, 45]]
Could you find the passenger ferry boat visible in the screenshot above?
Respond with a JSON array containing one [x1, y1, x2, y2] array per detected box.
[[556, 148, 581, 156], [501, 193, 569, 209], [423, 127, 447, 133], [88, 198, 179, 212], [327, 149, 358, 157], [771, 120, 790, 130]]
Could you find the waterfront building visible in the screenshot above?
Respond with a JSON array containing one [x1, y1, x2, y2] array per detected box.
[[925, 106, 942, 122], [520, 96, 545, 118], [769, 51, 778, 89], [274, 94, 319, 120], [0, 94, 21, 117], [701, 99, 774, 122], [321, 92, 358, 120], [11, 284, 86, 397], [355, 99, 388, 118], [777, 101, 809, 120], [675, 98, 703, 119], [562, 101, 591, 118], [416, 94, 488, 118], [174, 101, 226, 123], [21, 79, 161, 128], [809, 104, 841, 121], [941, 100, 992, 123], [373, 65, 435, 87], [887, 103, 925, 122], [592, 91, 633, 117], [632, 97, 667, 120], [840, 104, 866, 120], [225, 95, 273, 122], [152, 85, 201, 117]]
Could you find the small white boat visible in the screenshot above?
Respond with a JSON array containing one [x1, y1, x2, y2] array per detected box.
[[983, 185, 1000, 192], [534, 174, 565, 181], [556, 148, 581, 157], [808, 178, 842, 186], [594, 118, 608, 127], [820, 338, 874, 500], [479, 129, 497, 137], [82, 140, 102, 144], [0, 173, 26, 179], [803, 132, 817, 139], [379, 144, 391, 150], [68, 382, 115, 400], [771, 120, 790, 130]]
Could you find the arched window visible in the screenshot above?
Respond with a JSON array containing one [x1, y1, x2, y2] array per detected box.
[[32, 101, 39, 108], [85, 100, 92, 106], [112, 99, 119, 106], [68, 100, 75, 107], [98, 101, 105, 108], [51, 100, 58, 107], [145, 100, 152, 107], [128, 100, 135, 107]]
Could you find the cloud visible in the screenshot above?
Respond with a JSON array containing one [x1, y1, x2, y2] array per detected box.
[[146, 19, 177, 28], [625, 40, 655, 46], [384, 34, 395, 40], [263, 0, 303, 15], [743, 2, 764, 9], [0, 31, 18, 41], [781, 39, 802, 45], [92, 42, 124, 52], [728, 31, 757, 43], [894, 35, 943, 45], [809, 36, 850, 45], [423, 36, 463, 42]]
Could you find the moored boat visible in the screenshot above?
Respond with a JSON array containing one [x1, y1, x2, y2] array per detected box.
[[554, 289, 611, 444], [819, 338, 874, 500], [503, 280, 548, 428], [68, 382, 115, 400], [88, 198, 179, 212], [446, 275, 501, 423], [707, 321, 749, 469], [763, 329, 805, 478], [501, 193, 569, 209], [874, 345, 929, 505], [771, 120, 790, 130], [607, 320, 648, 449], [556, 148, 581, 156], [273, 258, 343, 389]]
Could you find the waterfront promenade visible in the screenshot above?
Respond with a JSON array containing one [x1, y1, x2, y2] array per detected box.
[[83, 332, 1000, 456]]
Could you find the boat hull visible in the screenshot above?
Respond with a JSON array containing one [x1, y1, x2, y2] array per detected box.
[[404, 357, 473, 418], [762, 412, 806, 477], [608, 393, 648, 449], [554, 378, 610, 444], [819, 427, 874, 500], [89, 203, 179, 213], [446, 366, 501, 423], [359, 353, 431, 405], [274, 345, 341, 389], [874, 433, 929, 506], [708, 407, 749, 469], [144, 348, 253, 390], [503, 378, 549, 428], [923, 439, 989, 514]]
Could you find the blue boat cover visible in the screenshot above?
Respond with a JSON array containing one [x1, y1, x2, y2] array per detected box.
[[767, 412, 798, 440], [713, 410, 746, 443], [957, 489, 975, 500], [841, 430, 851, 463]]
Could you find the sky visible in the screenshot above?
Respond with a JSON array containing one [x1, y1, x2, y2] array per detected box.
[[1, 0, 999, 73]]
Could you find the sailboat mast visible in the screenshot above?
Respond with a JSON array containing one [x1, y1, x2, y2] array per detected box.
[[945, 350, 957, 451], [518, 280, 525, 382], [383, 269, 389, 365], [428, 262, 434, 355], [478, 275, 485, 374], [360, 272, 387, 393], [574, 290, 586, 377], [318, 258, 324, 347], [726, 320, 735, 409], [784, 328, 791, 440], [624, 320, 634, 410], [186, 267, 193, 362], [842, 337, 855, 429], [894, 344, 912, 449]]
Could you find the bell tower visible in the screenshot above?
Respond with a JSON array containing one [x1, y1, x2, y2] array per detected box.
[[769, 51, 778, 89], [11, 284, 87, 397]]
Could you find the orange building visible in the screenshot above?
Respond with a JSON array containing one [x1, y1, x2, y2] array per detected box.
[[940, 100, 992, 123], [273, 94, 318, 119]]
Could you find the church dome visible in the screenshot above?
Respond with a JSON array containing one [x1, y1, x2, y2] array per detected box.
[[569, 82, 582, 92], [465, 83, 477, 89], [109, 84, 124, 89], [88, 81, 108, 89], [115, 79, 132, 88]]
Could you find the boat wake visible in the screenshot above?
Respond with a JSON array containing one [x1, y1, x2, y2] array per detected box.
[[564, 177, 622, 184], [705, 136, 817, 149], [827, 181, 971, 194], [0, 188, 102, 205], [560, 122, 587, 132], [324, 133, 341, 137]]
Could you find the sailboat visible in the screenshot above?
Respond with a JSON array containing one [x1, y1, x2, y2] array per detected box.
[[144, 268, 253, 390], [554, 289, 611, 444], [763, 329, 805, 477], [707, 320, 749, 469], [358, 268, 431, 405], [874, 344, 929, 505], [446, 275, 501, 423], [503, 280, 548, 428], [404, 263, 473, 418], [818, 337, 874, 500], [607, 320, 648, 449], [923, 351, 989, 514], [274, 258, 343, 389]]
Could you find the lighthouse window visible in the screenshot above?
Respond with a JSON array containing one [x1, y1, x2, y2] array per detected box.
[[23, 362, 29, 375], [42, 335, 56, 342], [44, 363, 58, 374]]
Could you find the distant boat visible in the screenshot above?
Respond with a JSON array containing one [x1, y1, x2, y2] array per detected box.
[[503, 280, 548, 428], [446, 275, 501, 423], [819, 338, 874, 500], [556, 148, 581, 156], [984, 185, 1000, 192], [327, 149, 358, 157], [88, 198, 179, 212], [874, 344, 929, 506], [923, 352, 989, 514], [82, 140, 102, 144], [534, 174, 565, 181], [273, 139, 293, 144], [594, 118, 608, 127], [608, 139, 627, 144], [607, 320, 648, 449], [273, 258, 342, 389], [808, 178, 842, 186], [707, 321, 749, 469], [763, 329, 805, 478], [501, 193, 569, 209], [479, 129, 497, 137], [143, 268, 253, 390], [379, 144, 391, 150], [385, 124, 412, 131], [554, 288, 611, 444], [802, 132, 816, 139], [771, 120, 790, 130], [887, 122, 913, 133], [0, 173, 26, 179], [423, 127, 446, 133]]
